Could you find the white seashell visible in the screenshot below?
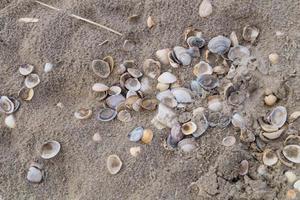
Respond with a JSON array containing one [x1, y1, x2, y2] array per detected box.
[[127, 68, 143, 78], [155, 49, 171, 65], [231, 113, 246, 129], [282, 145, 300, 164], [158, 72, 177, 84], [173, 46, 192, 66], [140, 77, 154, 94], [74, 108, 92, 120], [92, 133, 102, 143], [285, 171, 297, 184], [262, 126, 286, 140], [0, 96, 15, 114], [171, 87, 193, 103], [178, 138, 197, 152], [161, 97, 178, 108], [40, 140, 61, 159], [147, 16, 156, 28], [242, 25, 259, 43], [107, 154, 122, 175], [289, 111, 300, 122], [181, 121, 197, 135], [199, 0, 212, 18], [44, 63, 54, 73], [193, 61, 213, 77], [19, 64, 34, 75], [132, 98, 142, 112], [207, 96, 223, 112], [5, 115, 16, 128], [154, 103, 178, 128], [125, 78, 141, 91], [267, 106, 287, 128], [106, 94, 125, 109], [25, 74, 40, 88], [258, 117, 279, 132], [262, 149, 278, 166], [222, 136, 236, 147], [92, 59, 111, 78], [108, 86, 122, 96], [228, 45, 250, 63], [27, 166, 42, 183], [92, 83, 109, 92], [143, 59, 161, 79], [130, 146, 141, 157], [294, 180, 300, 191], [18, 18, 39, 23], [230, 31, 239, 47], [208, 35, 231, 55], [156, 82, 169, 92], [269, 53, 279, 64]]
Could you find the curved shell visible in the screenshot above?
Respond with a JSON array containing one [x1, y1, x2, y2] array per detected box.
[[25, 74, 40, 88], [193, 61, 213, 77], [125, 95, 140, 109], [107, 154, 122, 175], [141, 98, 158, 111], [161, 96, 178, 108], [157, 82, 169, 92], [178, 138, 197, 152], [231, 113, 246, 129], [262, 126, 286, 140], [168, 51, 181, 68], [125, 78, 141, 91], [263, 149, 278, 166], [158, 72, 177, 84], [27, 166, 43, 183], [18, 87, 34, 101], [207, 95, 223, 112], [143, 59, 161, 79], [0, 96, 15, 114], [128, 126, 144, 142], [5, 115, 16, 128], [170, 124, 184, 143], [197, 74, 219, 90], [92, 83, 109, 92], [267, 106, 287, 128], [228, 45, 250, 63], [129, 146, 141, 157], [141, 129, 153, 144], [239, 160, 249, 175], [97, 108, 117, 121], [193, 113, 209, 137], [132, 98, 143, 112], [155, 49, 171, 65], [94, 91, 108, 101], [187, 36, 205, 48], [127, 68, 143, 78], [258, 117, 279, 132], [208, 35, 231, 55], [230, 31, 239, 47], [199, 0, 212, 18], [19, 64, 34, 75], [103, 56, 114, 72], [222, 136, 236, 147], [106, 94, 125, 109], [108, 86, 122, 96], [173, 46, 192, 66], [171, 87, 193, 103], [92, 59, 111, 78], [74, 108, 92, 119], [181, 121, 197, 135], [282, 145, 300, 164], [213, 65, 228, 75], [117, 110, 132, 122], [242, 25, 259, 43], [40, 140, 61, 159]]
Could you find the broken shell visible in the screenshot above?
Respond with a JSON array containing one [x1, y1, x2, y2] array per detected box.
[[156, 82, 169, 91], [127, 68, 143, 78], [161, 97, 178, 108], [207, 95, 223, 112], [208, 35, 231, 55], [197, 74, 219, 90], [289, 111, 300, 123], [239, 160, 249, 175], [40, 140, 61, 159], [181, 121, 197, 135], [115, 64, 126, 75], [154, 103, 178, 128], [262, 126, 286, 140], [117, 110, 132, 122], [230, 31, 239, 47], [168, 51, 181, 68], [0, 96, 15, 114], [258, 117, 279, 132], [190, 80, 204, 95], [143, 59, 161, 79], [199, 0, 212, 18], [147, 16, 155, 28], [103, 56, 115, 72], [92, 83, 109, 92], [107, 154, 122, 175], [19, 64, 34, 76], [27, 166, 43, 183], [94, 91, 108, 101], [25, 74, 40, 88], [141, 98, 158, 111], [158, 72, 177, 84], [213, 65, 227, 75], [231, 113, 246, 129], [128, 126, 144, 142], [228, 45, 250, 63], [18, 87, 34, 101], [170, 124, 184, 144], [173, 46, 192, 66], [155, 49, 171, 65], [92, 59, 111, 78], [242, 25, 259, 43], [269, 53, 279, 64], [123, 40, 135, 51], [282, 145, 300, 164], [19, 17, 39, 23], [178, 112, 192, 124], [285, 171, 297, 184], [293, 180, 300, 191], [178, 138, 197, 152], [125, 78, 141, 91], [120, 72, 131, 88], [44, 63, 53, 73], [74, 108, 92, 120], [228, 91, 246, 106], [141, 129, 153, 144], [187, 36, 205, 48], [184, 27, 202, 40], [171, 87, 193, 103], [193, 61, 213, 77], [264, 94, 277, 106], [267, 106, 287, 128], [240, 128, 255, 143], [97, 108, 117, 121], [106, 94, 125, 109], [130, 146, 141, 157], [222, 136, 236, 147], [132, 98, 142, 112], [5, 115, 16, 128], [108, 86, 122, 96], [263, 149, 278, 166], [193, 113, 209, 137]]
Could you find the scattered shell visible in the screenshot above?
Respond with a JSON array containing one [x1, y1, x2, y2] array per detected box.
[[267, 106, 287, 128], [228, 91, 246, 106], [123, 40, 135, 51], [161, 97, 178, 108], [141, 129, 153, 144], [0, 96, 15, 114], [155, 49, 171, 65], [293, 180, 300, 191], [92, 83, 109, 92], [173, 46, 192, 66], [18, 87, 34, 101], [117, 109, 132, 122], [27, 166, 43, 183], [178, 138, 197, 152], [115, 64, 126, 75], [285, 171, 297, 184], [125, 78, 141, 91], [132, 98, 142, 112], [108, 86, 122, 96], [199, 0, 213, 18], [127, 68, 143, 78], [44, 63, 54, 73], [222, 136, 236, 147], [239, 160, 249, 175], [18, 17, 39, 23], [231, 113, 246, 129], [92, 59, 111, 78], [187, 36, 205, 48], [94, 91, 108, 101], [156, 82, 169, 91], [106, 94, 125, 109], [19, 64, 34, 75], [207, 95, 223, 112], [171, 87, 193, 103], [242, 25, 259, 43], [213, 65, 227, 75], [230, 31, 239, 46], [120, 72, 132, 88], [107, 155, 122, 175], [128, 14, 139, 21], [258, 117, 279, 132], [154, 103, 178, 128], [25, 74, 40, 88], [208, 35, 231, 55], [181, 121, 197, 135], [143, 59, 161, 79], [125, 95, 140, 109], [92, 133, 102, 143], [170, 124, 184, 144], [40, 140, 61, 159], [197, 74, 219, 90], [5, 115, 16, 128], [286, 189, 297, 199], [262, 149, 278, 166], [130, 146, 141, 157], [264, 94, 277, 106], [156, 90, 174, 101], [74, 108, 92, 120], [158, 72, 177, 84], [190, 80, 204, 95], [193, 61, 213, 77], [228, 45, 250, 63], [240, 128, 256, 143], [168, 51, 180, 68], [269, 53, 279, 65], [141, 98, 158, 111], [147, 16, 155, 28], [289, 111, 300, 122], [282, 145, 300, 164], [262, 126, 286, 140], [128, 127, 144, 142], [184, 27, 202, 41], [193, 114, 209, 137], [103, 56, 115, 72], [97, 108, 117, 122]]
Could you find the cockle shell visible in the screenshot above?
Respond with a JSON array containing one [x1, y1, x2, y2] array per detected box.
[[92, 83, 109, 92], [222, 136, 236, 147], [97, 108, 117, 121], [40, 140, 61, 159], [242, 25, 259, 43], [125, 78, 141, 91], [282, 145, 300, 164], [199, 0, 212, 18], [106, 94, 125, 109], [158, 72, 177, 84], [0, 96, 15, 114], [187, 36, 205, 48], [262, 149, 278, 166], [108, 86, 122, 96], [19, 64, 34, 76], [171, 87, 193, 103], [267, 106, 287, 128], [156, 90, 174, 101], [228, 45, 250, 63], [74, 108, 92, 119], [197, 74, 219, 90], [127, 68, 143, 78], [103, 56, 114, 70], [25, 74, 40, 88], [155, 49, 171, 65], [208, 35, 231, 55], [141, 129, 153, 144], [27, 166, 43, 183], [178, 138, 197, 152], [181, 121, 197, 135], [18, 87, 34, 101], [207, 95, 223, 112], [128, 127, 144, 142], [92, 59, 111, 78], [193, 61, 213, 77], [117, 109, 132, 122], [141, 98, 158, 111], [143, 59, 161, 79], [5, 115, 16, 128], [107, 154, 122, 175], [173, 46, 192, 66]]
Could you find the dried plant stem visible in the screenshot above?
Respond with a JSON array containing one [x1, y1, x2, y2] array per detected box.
[[35, 0, 123, 36]]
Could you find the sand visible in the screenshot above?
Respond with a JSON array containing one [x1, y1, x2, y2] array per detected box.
[[0, 0, 299, 199]]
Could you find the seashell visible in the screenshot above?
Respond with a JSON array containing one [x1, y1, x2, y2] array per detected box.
[[97, 108, 117, 121], [213, 65, 227, 75], [186, 47, 200, 58], [207, 95, 223, 112], [125, 78, 141, 91], [190, 80, 204, 95], [158, 72, 177, 84], [107, 154, 122, 175], [267, 106, 287, 128], [284, 135, 300, 146], [262, 149, 278, 166], [92, 59, 111, 78], [258, 117, 278, 132], [25, 74, 40, 88], [123, 40, 135, 51], [169, 123, 183, 143], [103, 56, 115, 72], [130, 146, 141, 157], [143, 59, 161, 79], [181, 121, 197, 135], [197, 74, 219, 90], [147, 16, 155, 28], [187, 36, 205, 48], [286, 189, 297, 199], [74, 108, 92, 120], [178, 112, 192, 124], [222, 136, 236, 147], [242, 25, 259, 43], [192, 107, 205, 117], [168, 51, 180, 68], [108, 86, 122, 96], [262, 126, 286, 140], [127, 68, 143, 78], [125, 95, 140, 109], [208, 35, 231, 55], [289, 111, 300, 123], [117, 60, 134, 75], [128, 14, 139, 21], [277, 149, 295, 168], [269, 53, 279, 65], [19, 64, 34, 76], [141, 98, 158, 111], [193, 113, 209, 137], [230, 31, 239, 47], [117, 109, 132, 122], [92, 83, 109, 92], [92, 133, 102, 143], [27, 166, 43, 183], [106, 94, 125, 109], [239, 160, 249, 175], [140, 77, 154, 94], [184, 27, 202, 41], [193, 61, 213, 77], [151, 117, 167, 130], [285, 171, 297, 184], [228, 45, 250, 63], [171, 87, 193, 103], [154, 103, 178, 128], [293, 180, 300, 192], [240, 128, 255, 143], [115, 64, 126, 75], [264, 94, 277, 106], [94, 91, 108, 101], [19, 18, 39, 23], [40, 140, 61, 159], [116, 101, 127, 112], [156, 82, 169, 92], [126, 91, 138, 98], [282, 145, 300, 164], [199, 0, 212, 18], [5, 115, 16, 128], [18, 87, 34, 101], [231, 113, 246, 129], [128, 126, 144, 142], [257, 165, 268, 176], [228, 91, 246, 106], [44, 63, 54, 73], [155, 49, 171, 65], [120, 72, 132, 88], [141, 129, 153, 144], [131, 98, 142, 112], [166, 134, 178, 148], [207, 112, 221, 127], [173, 46, 192, 66], [178, 138, 197, 152], [0, 96, 15, 114], [156, 90, 174, 101], [161, 97, 178, 108]]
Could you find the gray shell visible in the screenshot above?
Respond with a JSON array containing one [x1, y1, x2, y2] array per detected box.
[[208, 35, 231, 55]]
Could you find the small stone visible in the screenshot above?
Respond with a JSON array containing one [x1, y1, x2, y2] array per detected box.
[[130, 146, 141, 157], [269, 53, 279, 64], [264, 94, 277, 106]]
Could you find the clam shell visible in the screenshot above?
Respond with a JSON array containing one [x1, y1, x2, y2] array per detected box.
[[181, 121, 197, 135], [156, 90, 174, 101], [158, 72, 177, 84], [173, 46, 192, 66], [197, 74, 219, 90], [239, 160, 249, 175], [9, 97, 20, 113], [126, 91, 138, 98], [0, 96, 15, 114], [141, 129, 153, 144], [267, 106, 287, 128], [171, 87, 193, 103], [199, 0, 212, 18], [108, 86, 122, 96], [94, 91, 108, 101], [155, 49, 171, 65], [40, 140, 61, 159], [269, 53, 279, 65], [289, 111, 300, 122], [19, 64, 34, 75], [262, 126, 286, 140], [107, 154, 122, 175], [74, 108, 92, 120], [140, 77, 154, 94], [187, 36, 205, 48], [44, 63, 54, 73], [141, 98, 158, 111], [258, 117, 278, 132], [178, 138, 197, 152], [127, 68, 143, 78], [170, 124, 184, 143], [125, 95, 140, 109], [193, 113, 209, 137], [154, 103, 178, 128], [263, 149, 278, 166], [25, 74, 40, 88], [230, 31, 239, 47], [103, 56, 114, 72], [123, 40, 135, 51], [207, 95, 223, 112], [282, 145, 300, 164], [130, 146, 141, 157], [222, 136, 236, 147], [106, 94, 125, 109], [27, 166, 43, 183], [156, 82, 169, 92], [120, 72, 132, 88], [231, 113, 246, 129], [190, 80, 204, 95], [132, 98, 143, 112], [242, 25, 259, 43], [193, 61, 213, 77], [18, 87, 34, 101], [168, 51, 180, 68], [5, 115, 16, 128], [117, 109, 132, 122], [208, 35, 231, 55], [228, 45, 250, 63], [125, 78, 141, 91], [147, 16, 155, 28], [92, 83, 109, 92], [128, 127, 144, 142], [161, 97, 178, 108], [143, 59, 161, 79], [213, 65, 227, 75], [97, 108, 117, 121], [285, 171, 297, 184], [92, 59, 111, 78]]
